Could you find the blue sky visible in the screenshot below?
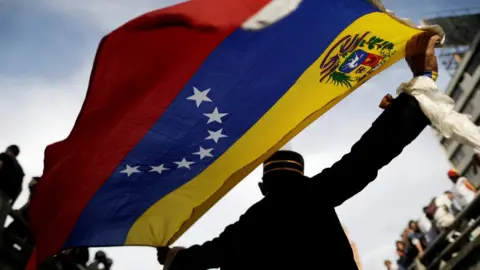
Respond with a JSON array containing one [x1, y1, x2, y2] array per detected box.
[[1, 0, 479, 269]]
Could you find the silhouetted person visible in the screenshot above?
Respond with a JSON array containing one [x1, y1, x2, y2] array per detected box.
[[156, 32, 441, 270], [0, 145, 24, 204], [4, 176, 41, 247], [57, 247, 90, 268], [157, 32, 442, 270], [87, 251, 113, 270]]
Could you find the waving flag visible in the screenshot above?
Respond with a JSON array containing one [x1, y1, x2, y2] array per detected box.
[[29, 0, 442, 262]]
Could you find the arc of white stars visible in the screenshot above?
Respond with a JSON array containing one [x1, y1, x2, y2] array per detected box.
[[186, 87, 212, 107], [150, 164, 169, 174], [204, 107, 228, 124], [205, 128, 227, 143], [174, 158, 195, 169], [120, 164, 140, 177], [193, 146, 214, 159]]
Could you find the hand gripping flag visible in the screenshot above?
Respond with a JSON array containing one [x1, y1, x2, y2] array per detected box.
[[29, 0, 444, 264]]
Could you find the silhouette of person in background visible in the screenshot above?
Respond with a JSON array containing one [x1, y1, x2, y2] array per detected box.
[[0, 145, 25, 205], [4, 176, 41, 247]]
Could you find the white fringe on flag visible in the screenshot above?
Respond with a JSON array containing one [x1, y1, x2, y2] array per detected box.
[[242, 0, 302, 30], [241, 0, 445, 41]]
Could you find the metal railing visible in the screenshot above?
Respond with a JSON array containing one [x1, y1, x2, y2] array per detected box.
[[405, 195, 480, 270]]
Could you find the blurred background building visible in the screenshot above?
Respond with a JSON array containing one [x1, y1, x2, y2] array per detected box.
[[425, 10, 480, 186]]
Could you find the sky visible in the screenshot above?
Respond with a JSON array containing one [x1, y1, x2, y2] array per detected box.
[[0, 0, 479, 269]]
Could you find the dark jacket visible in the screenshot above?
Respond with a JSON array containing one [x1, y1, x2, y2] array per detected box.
[[0, 153, 24, 203], [167, 93, 430, 270]]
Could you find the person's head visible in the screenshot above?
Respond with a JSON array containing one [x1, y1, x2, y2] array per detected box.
[[408, 220, 419, 231], [259, 149, 305, 196], [384, 260, 392, 268], [396, 240, 405, 250], [29, 176, 41, 193], [95, 251, 107, 262], [445, 190, 454, 200], [448, 168, 460, 183], [6, 145, 20, 157]]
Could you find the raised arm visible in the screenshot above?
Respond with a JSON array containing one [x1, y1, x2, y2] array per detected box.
[[311, 93, 430, 206], [310, 32, 440, 207]]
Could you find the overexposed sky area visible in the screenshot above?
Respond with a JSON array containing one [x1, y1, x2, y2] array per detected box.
[[1, 0, 479, 269]]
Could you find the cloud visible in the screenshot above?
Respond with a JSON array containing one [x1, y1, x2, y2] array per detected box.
[[40, 0, 184, 32], [0, 0, 466, 270], [380, 0, 480, 21], [0, 2, 94, 79]]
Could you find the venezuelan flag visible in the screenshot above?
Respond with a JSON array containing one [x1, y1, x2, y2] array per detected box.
[[29, 0, 439, 262]]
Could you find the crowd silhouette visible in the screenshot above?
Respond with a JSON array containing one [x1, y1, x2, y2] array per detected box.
[[0, 145, 113, 270], [384, 161, 480, 270]]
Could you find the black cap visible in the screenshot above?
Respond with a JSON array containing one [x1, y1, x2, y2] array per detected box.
[[263, 150, 304, 176]]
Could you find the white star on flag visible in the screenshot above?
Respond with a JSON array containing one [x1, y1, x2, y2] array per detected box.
[[120, 165, 140, 177], [174, 158, 195, 169], [193, 146, 214, 159], [204, 107, 228, 124], [149, 164, 169, 174], [206, 128, 227, 143], [187, 87, 212, 107]]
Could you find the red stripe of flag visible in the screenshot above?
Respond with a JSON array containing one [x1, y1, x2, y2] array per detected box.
[[29, 0, 270, 265], [26, 248, 37, 270]]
